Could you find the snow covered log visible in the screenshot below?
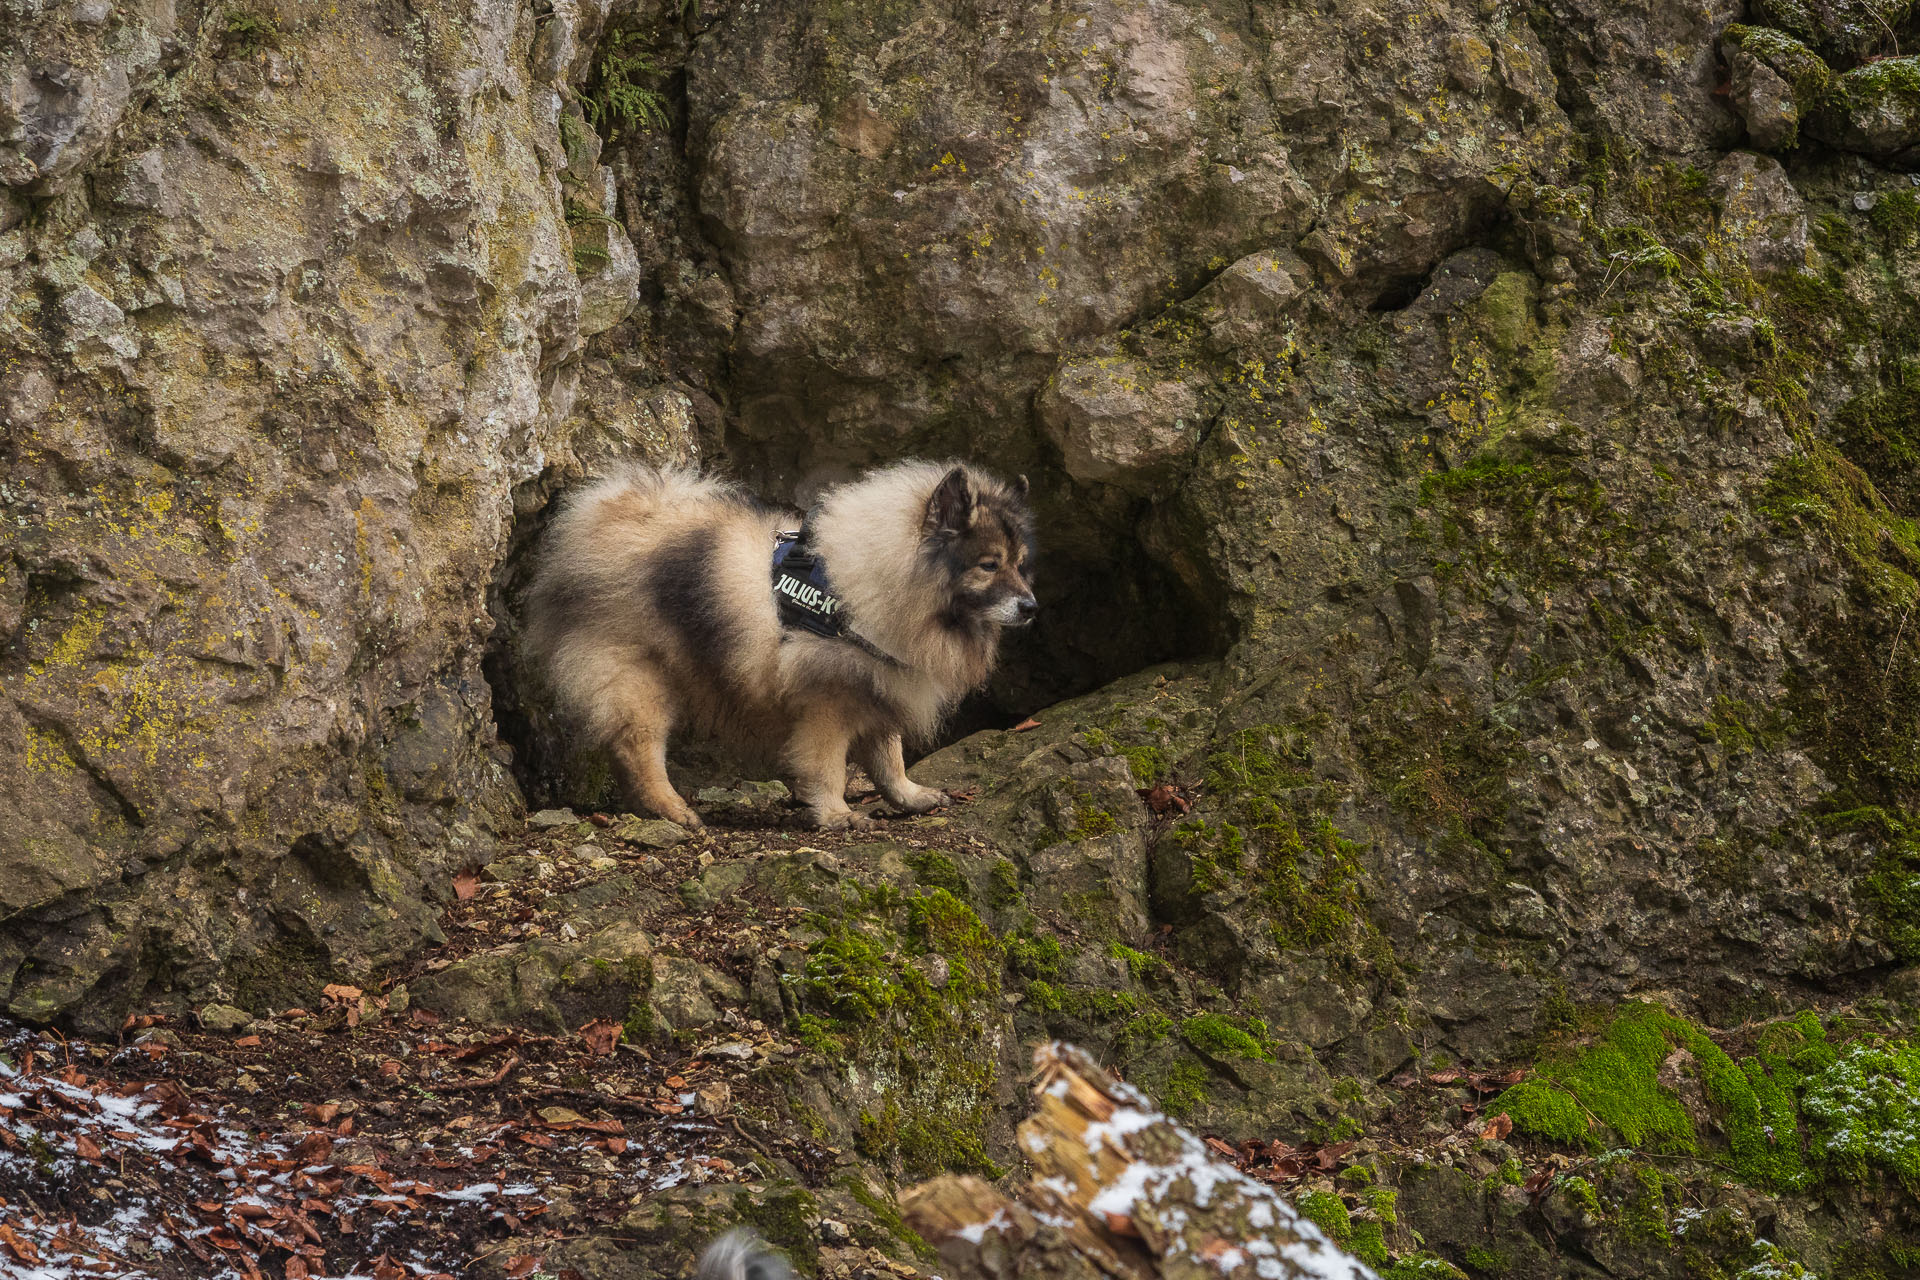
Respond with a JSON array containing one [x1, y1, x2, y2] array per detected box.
[[901, 1041, 1374, 1280]]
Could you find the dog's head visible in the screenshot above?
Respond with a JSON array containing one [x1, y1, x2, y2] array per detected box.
[[923, 465, 1037, 627]]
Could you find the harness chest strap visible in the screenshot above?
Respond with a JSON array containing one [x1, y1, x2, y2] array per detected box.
[[770, 531, 906, 668]]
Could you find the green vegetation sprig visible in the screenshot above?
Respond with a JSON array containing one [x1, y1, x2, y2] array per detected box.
[[585, 30, 669, 140]]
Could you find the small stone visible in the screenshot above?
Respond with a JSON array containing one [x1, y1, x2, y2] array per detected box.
[[482, 855, 556, 882], [819, 1217, 853, 1245], [529, 808, 579, 829], [198, 1003, 253, 1033], [1038, 355, 1203, 496], [334, 1139, 380, 1166], [694, 1080, 731, 1116], [916, 954, 952, 990], [679, 877, 715, 912], [614, 817, 690, 849], [102, 148, 166, 210], [1710, 151, 1807, 274], [559, 922, 580, 941]]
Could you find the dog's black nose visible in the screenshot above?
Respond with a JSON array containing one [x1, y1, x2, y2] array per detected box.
[[1016, 595, 1037, 621]]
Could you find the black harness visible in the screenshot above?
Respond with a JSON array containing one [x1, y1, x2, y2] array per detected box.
[[771, 529, 905, 667]]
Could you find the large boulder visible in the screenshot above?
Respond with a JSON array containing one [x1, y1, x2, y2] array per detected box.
[[0, 0, 696, 1029]]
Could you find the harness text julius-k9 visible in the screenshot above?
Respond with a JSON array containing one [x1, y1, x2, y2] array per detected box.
[[770, 530, 904, 667]]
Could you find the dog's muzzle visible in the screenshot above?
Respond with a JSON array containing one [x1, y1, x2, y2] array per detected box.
[[990, 593, 1038, 627]]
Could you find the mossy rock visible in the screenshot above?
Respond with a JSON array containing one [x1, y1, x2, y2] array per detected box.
[[411, 921, 654, 1036], [1490, 1003, 1813, 1189]]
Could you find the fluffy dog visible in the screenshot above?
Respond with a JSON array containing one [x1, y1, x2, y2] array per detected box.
[[525, 459, 1036, 828]]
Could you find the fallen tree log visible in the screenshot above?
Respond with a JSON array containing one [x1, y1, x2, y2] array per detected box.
[[903, 1041, 1373, 1280]]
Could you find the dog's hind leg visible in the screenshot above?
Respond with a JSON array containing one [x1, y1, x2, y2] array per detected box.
[[855, 734, 950, 815], [786, 708, 867, 829], [595, 666, 703, 828], [610, 720, 701, 828]]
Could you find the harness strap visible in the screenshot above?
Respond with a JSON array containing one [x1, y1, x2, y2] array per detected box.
[[771, 529, 908, 669]]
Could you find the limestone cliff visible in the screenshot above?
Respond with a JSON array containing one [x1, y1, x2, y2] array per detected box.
[[5, 0, 1920, 1275]]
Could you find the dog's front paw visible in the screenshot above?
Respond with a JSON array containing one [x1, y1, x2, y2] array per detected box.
[[891, 784, 952, 815], [658, 800, 704, 828], [811, 807, 875, 830]]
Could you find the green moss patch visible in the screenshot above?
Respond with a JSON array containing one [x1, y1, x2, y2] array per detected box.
[[1416, 445, 1619, 591], [1081, 727, 1172, 784], [786, 889, 1006, 1179], [1181, 1012, 1274, 1062], [1492, 1002, 1810, 1189], [1723, 23, 1837, 122], [1381, 1255, 1469, 1280], [1801, 1038, 1920, 1191], [1176, 724, 1384, 963], [1295, 1189, 1352, 1245]]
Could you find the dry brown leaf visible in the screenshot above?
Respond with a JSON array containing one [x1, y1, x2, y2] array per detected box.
[[578, 1018, 622, 1056], [291, 1132, 334, 1166], [1481, 1113, 1514, 1141], [1010, 717, 1042, 732], [320, 984, 362, 1003], [452, 869, 480, 901], [1314, 1140, 1356, 1169], [503, 1258, 540, 1280], [233, 1035, 262, 1048], [0, 1222, 41, 1263]]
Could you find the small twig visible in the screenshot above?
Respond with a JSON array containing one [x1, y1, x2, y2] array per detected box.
[[1888, 604, 1913, 678], [437, 1053, 521, 1092], [465, 1234, 611, 1269], [728, 1115, 781, 1163], [518, 1083, 671, 1118]]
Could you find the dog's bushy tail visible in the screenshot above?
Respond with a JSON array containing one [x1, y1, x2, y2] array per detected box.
[[694, 1228, 794, 1280], [521, 462, 731, 709]]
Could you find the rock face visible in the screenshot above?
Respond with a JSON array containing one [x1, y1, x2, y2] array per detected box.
[[0, 0, 638, 1025], [5, 0, 1920, 1269]]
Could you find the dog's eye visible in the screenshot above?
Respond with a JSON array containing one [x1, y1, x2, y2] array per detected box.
[[977, 559, 1001, 572]]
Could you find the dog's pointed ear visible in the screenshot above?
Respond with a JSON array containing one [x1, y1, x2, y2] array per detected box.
[[926, 466, 973, 536], [1011, 473, 1029, 500]]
